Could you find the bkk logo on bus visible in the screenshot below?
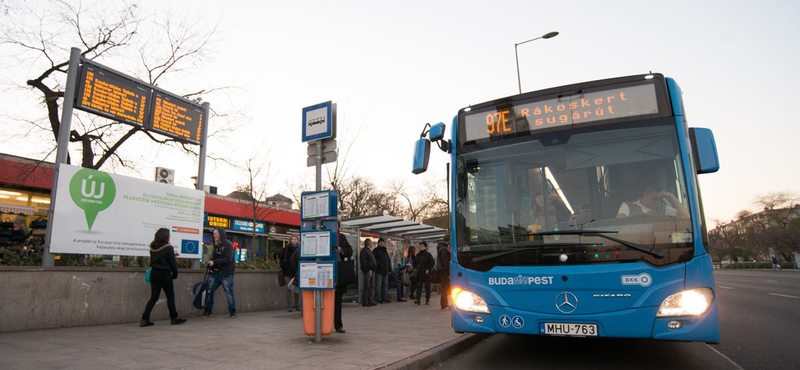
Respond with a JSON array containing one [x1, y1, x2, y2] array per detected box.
[[488, 274, 554, 286], [69, 168, 116, 231]]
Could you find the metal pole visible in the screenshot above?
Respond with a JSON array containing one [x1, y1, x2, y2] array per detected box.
[[42, 47, 81, 267], [515, 44, 522, 95], [193, 102, 211, 269], [314, 139, 323, 343]]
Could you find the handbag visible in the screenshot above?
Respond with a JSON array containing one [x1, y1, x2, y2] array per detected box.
[[339, 257, 356, 287], [429, 267, 441, 284], [143, 268, 152, 283], [278, 270, 286, 287]]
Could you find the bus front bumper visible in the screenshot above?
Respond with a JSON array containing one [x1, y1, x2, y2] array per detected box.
[[451, 301, 720, 343]]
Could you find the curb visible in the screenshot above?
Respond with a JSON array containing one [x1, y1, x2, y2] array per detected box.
[[377, 333, 489, 370]]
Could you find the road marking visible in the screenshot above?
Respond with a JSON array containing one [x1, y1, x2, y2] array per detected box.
[[705, 344, 744, 370], [768, 293, 800, 299], [718, 286, 734, 290]]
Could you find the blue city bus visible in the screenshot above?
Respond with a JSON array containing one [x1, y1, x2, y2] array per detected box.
[[413, 73, 721, 343]]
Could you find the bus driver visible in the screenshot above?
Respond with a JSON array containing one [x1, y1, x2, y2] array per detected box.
[[617, 185, 689, 219]]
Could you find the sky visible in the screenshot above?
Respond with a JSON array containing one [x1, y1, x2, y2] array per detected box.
[[1, 0, 799, 226]]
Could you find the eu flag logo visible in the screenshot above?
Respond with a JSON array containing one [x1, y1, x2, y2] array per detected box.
[[181, 239, 199, 254]]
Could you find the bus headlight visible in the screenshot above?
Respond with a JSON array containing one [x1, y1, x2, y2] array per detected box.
[[450, 288, 490, 314], [657, 288, 714, 317]]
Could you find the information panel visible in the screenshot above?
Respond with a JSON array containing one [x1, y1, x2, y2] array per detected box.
[[300, 230, 334, 258], [75, 62, 150, 127], [148, 91, 203, 145], [301, 190, 337, 220], [299, 262, 335, 290]]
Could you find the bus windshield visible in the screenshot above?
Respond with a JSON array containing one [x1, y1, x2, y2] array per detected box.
[[454, 120, 694, 271]]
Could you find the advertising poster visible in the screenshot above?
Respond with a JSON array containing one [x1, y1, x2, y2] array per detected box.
[[49, 164, 205, 258]]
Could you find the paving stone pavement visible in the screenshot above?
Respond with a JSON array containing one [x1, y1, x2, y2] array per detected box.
[[0, 298, 462, 370]]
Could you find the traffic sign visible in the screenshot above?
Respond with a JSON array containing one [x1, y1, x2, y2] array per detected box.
[[302, 101, 336, 142]]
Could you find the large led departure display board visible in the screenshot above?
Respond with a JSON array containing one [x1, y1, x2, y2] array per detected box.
[[76, 62, 150, 127], [148, 91, 203, 145], [73, 60, 205, 145]]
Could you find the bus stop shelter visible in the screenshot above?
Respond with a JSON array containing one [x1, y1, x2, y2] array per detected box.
[[341, 215, 447, 302], [342, 215, 447, 243]]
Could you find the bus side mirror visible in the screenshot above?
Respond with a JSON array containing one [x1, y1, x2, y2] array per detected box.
[[429, 122, 446, 141], [412, 138, 431, 174], [689, 127, 720, 174]]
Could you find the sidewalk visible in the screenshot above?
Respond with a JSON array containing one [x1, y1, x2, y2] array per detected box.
[[0, 297, 464, 370]]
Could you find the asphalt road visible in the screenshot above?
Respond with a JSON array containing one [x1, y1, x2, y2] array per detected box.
[[429, 270, 800, 370]]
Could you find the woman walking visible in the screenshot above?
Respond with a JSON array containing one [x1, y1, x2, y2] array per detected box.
[[140, 228, 187, 327]]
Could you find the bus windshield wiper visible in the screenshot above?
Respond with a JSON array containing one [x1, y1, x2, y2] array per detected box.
[[535, 230, 665, 258], [471, 242, 596, 263]]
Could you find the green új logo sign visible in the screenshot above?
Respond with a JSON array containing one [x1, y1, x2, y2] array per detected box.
[[69, 169, 116, 231]]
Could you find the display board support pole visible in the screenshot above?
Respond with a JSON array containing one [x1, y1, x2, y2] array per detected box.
[[314, 139, 323, 343], [193, 102, 211, 269], [42, 47, 81, 267]]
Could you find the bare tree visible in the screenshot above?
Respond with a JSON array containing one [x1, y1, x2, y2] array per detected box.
[[233, 154, 279, 261], [0, 0, 237, 170], [750, 192, 800, 261]]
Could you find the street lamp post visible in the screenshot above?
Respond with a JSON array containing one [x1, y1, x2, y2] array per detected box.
[[515, 31, 559, 94]]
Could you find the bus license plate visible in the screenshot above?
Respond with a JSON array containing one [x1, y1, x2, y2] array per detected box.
[[540, 323, 598, 337]]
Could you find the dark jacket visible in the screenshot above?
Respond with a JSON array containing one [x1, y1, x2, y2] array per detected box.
[[414, 250, 435, 281], [359, 246, 376, 273], [436, 243, 451, 273], [281, 242, 299, 278], [373, 245, 391, 275], [150, 242, 178, 279], [337, 232, 354, 285], [211, 228, 236, 276]]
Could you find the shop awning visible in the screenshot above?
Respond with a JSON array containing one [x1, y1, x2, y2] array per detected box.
[[0, 204, 35, 216], [342, 215, 446, 241]]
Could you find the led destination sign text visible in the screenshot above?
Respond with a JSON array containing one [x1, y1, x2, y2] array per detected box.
[[76, 64, 150, 127], [463, 83, 660, 143], [74, 61, 204, 145], [148, 92, 203, 145]]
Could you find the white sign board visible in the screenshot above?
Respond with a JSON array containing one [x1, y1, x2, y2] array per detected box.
[[50, 164, 205, 258], [301, 101, 335, 142], [299, 262, 335, 289], [301, 231, 333, 258], [301, 192, 331, 219]]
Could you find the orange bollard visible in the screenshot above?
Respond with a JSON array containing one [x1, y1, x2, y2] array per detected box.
[[302, 290, 334, 336]]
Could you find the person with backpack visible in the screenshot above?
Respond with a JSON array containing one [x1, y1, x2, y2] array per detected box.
[[413, 241, 436, 305], [281, 235, 300, 311], [359, 238, 377, 307], [203, 228, 237, 319], [436, 235, 452, 310], [140, 228, 186, 327]]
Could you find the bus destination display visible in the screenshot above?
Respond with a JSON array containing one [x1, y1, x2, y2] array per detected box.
[[148, 91, 203, 145], [462, 83, 660, 143], [76, 63, 150, 127]]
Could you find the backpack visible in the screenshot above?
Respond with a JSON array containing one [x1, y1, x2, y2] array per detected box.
[[192, 268, 211, 310]]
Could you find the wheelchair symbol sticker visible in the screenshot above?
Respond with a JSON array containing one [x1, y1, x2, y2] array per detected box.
[[499, 315, 511, 328], [511, 316, 525, 329]]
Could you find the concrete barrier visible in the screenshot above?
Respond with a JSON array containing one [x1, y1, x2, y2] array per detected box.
[[0, 267, 290, 332]]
